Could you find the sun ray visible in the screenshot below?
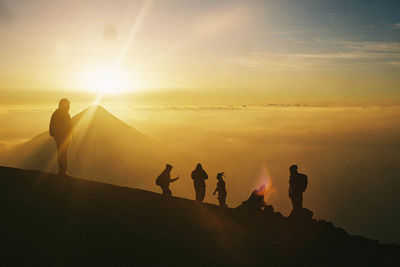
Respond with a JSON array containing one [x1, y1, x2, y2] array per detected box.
[[47, 0, 156, 176], [114, 0, 153, 68]]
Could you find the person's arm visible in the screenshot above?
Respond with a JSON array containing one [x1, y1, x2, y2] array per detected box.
[[170, 176, 179, 182], [49, 113, 55, 137], [67, 114, 73, 136], [213, 187, 217, 195], [204, 171, 208, 180], [305, 175, 308, 188]]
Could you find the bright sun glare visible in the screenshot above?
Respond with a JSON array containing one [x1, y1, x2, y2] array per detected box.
[[81, 68, 128, 95]]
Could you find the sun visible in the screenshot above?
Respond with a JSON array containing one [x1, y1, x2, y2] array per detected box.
[[81, 67, 128, 95]]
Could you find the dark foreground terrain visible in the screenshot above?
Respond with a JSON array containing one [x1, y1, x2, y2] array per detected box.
[[0, 166, 399, 266]]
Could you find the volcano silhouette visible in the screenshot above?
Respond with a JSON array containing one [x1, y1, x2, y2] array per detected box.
[[0, 106, 190, 190]]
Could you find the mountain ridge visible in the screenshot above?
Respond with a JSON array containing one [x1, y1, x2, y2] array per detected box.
[[1, 166, 399, 266]]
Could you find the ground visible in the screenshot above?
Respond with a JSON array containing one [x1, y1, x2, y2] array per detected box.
[[0, 166, 399, 266]]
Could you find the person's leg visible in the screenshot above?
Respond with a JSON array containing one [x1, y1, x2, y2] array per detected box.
[[290, 195, 296, 210], [222, 194, 227, 207], [195, 186, 200, 201], [55, 139, 65, 175], [161, 186, 166, 196], [62, 141, 69, 174], [299, 193, 303, 209], [293, 193, 302, 210], [161, 186, 172, 198], [200, 187, 205, 202], [166, 188, 172, 198], [219, 195, 226, 207], [218, 196, 222, 207]]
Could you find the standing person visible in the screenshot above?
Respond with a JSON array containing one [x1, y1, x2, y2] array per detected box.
[[49, 98, 73, 176], [191, 163, 208, 202], [288, 165, 308, 211], [213, 172, 227, 207], [156, 164, 179, 198]]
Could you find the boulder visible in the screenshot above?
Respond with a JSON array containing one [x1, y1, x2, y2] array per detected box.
[[288, 207, 314, 222]]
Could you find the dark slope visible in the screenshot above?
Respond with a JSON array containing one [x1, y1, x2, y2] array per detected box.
[[0, 166, 399, 266]]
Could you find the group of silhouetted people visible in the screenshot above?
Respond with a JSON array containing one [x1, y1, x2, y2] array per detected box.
[[155, 163, 228, 207], [49, 98, 308, 211], [154, 162, 308, 211]]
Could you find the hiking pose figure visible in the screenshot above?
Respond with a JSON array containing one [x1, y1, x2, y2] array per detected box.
[[156, 164, 179, 198]]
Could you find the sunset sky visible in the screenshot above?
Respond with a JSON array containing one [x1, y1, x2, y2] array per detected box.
[[1, 0, 399, 105]]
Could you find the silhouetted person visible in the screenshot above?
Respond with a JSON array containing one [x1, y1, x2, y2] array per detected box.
[[289, 165, 308, 211], [156, 164, 179, 198], [191, 163, 208, 202], [213, 172, 227, 207], [49, 98, 72, 176], [237, 185, 266, 211]]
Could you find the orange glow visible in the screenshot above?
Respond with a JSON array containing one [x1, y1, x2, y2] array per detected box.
[[253, 164, 274, 199]]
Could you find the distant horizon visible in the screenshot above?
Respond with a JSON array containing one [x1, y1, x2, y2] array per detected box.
[[1, 88, 400, 107]]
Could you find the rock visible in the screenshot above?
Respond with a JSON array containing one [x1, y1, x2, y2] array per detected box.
[[289, 207, 314, 222], [263, 204, 274, 217], [236, 186, 266, 211]]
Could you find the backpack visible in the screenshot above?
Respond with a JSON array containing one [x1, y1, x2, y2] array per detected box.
[[156, 174, 162, 186], [299, 174, 308, 192]]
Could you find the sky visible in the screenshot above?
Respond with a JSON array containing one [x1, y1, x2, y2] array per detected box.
[[0, 0, 399, 105]]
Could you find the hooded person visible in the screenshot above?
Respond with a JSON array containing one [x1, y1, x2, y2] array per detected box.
[[156, 164, 179, 198], [191, 163, 208, 202], [49, 98, 73, 176]]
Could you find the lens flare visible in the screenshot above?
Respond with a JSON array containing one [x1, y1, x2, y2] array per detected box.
[[253, 164, 275, 199]]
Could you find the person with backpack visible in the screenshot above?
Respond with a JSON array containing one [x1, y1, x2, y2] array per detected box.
[[191, 163, 208, 202], [213, 172, 227, 207], [288, 165, 308, 210], [156, 164, 179, 198], [49, 98, 73, 176]]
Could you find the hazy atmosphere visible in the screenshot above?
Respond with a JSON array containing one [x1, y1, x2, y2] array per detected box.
[[1, 103, 400, 243], [1, 0, 400, 250]]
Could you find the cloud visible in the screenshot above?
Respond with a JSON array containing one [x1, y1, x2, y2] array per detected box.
[[392, 23, 400, 29], [291, 40, 400, 60], [339, 41, 400, 53], [194, 5, 250, 36], [224, 40, 400, 71]]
